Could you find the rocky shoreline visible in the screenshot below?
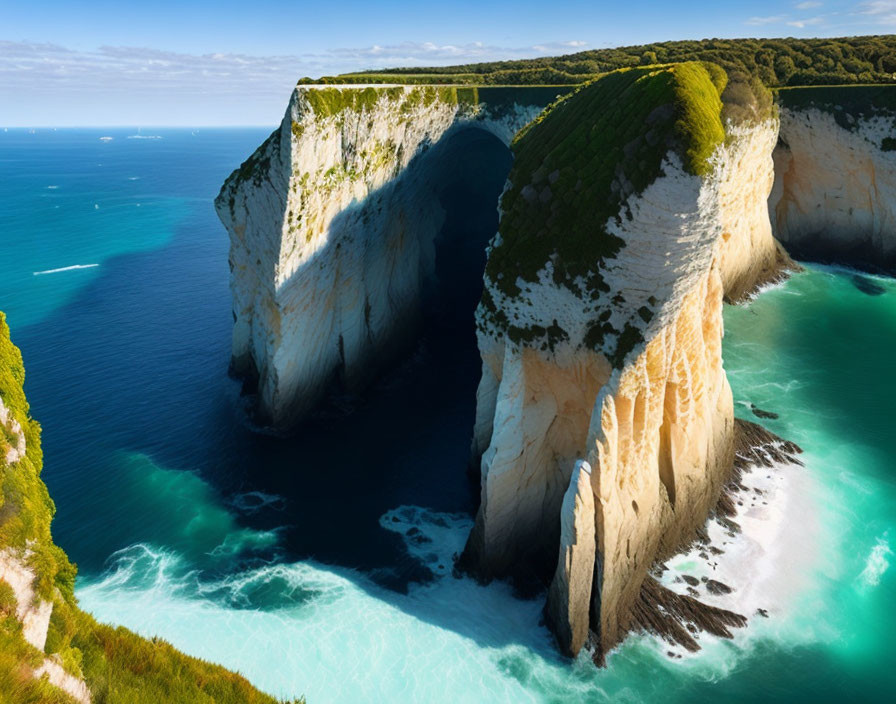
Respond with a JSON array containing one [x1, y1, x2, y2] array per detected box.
[[612, 418, 803, 663]]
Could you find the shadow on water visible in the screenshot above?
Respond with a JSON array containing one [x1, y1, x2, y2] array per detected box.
[[18, 126, 515, 606]]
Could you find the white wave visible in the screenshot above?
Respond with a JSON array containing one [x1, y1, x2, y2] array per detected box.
[[657, 448, 836, 660], [77, 471, 836, 704], [127, 176, 140, 180], [99, 136, 113, 142], [82, 505, 673, 704], [46, 185, 59, 189], [33, 264, 99, 276], [127, 135, 162, 140], [859, 534, 891, 588]]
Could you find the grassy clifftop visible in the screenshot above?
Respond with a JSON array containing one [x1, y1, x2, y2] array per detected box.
[[479, 62, 767, 363], [0, 313, 297, 704]]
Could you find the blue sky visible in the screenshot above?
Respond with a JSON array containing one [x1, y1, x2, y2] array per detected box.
[[1, 0, 893, 125]]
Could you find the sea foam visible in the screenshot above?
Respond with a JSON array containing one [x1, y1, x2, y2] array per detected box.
[[859, 534, 891, 588]]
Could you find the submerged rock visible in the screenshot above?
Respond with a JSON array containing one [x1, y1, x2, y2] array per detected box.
[[851, 275, 887, 296], [750, 403, 779, 420]]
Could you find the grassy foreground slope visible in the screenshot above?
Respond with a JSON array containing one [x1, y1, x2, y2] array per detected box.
[[304, 35, 896, 87], [0, 313, 300, 704]]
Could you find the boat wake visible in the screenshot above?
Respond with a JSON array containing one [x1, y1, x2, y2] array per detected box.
[[33, 264, 99, 276]]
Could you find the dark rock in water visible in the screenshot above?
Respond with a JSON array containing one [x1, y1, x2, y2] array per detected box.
[[682, 575, 700, 587], [756, 608, 769, 618], [687, 587, 700, 597], [750, 403, 779, 420], [851, 274, 887, 296], [733, 419, 803, 472], [706, 579, 733, 595], [630, 577, 747, 652]]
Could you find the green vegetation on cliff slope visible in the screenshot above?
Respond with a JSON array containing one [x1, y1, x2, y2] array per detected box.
[[0, 313, 301, 704], [480, 62, 767, 364], [309, 36, 896, 87]]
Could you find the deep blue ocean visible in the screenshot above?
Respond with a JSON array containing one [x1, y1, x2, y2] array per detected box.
[[0, 128, 893, 703]]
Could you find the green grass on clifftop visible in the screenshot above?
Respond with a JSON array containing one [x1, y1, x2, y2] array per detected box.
[[479, 62, 766, 364], [485, 62, 724, 295]]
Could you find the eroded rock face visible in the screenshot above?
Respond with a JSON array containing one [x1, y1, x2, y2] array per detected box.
[[716, 123, 795, 301], [216, 85, 556, 428], [0, 396, 26, 464], [460, 65, 785, 658], [545, 460, 596, 656], [0, 552, 92, 703], [0, 551, 52, 650], [771, 105, 896, 271]]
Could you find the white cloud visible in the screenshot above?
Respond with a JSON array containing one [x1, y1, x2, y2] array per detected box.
[[787, 15, 826, 26], [859, 0, 896, 22], [0, 39, 592, 125], [795, 1, 822, 9], [745, 15, 789, 25]]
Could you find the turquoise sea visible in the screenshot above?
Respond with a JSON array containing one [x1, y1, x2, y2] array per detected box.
[[0, 128, 893, 702]]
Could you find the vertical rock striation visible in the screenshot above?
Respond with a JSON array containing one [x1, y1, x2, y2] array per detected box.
[[215, 85, 562, 428], [459, 64, 787, 657], [770, 87, 896, 272]]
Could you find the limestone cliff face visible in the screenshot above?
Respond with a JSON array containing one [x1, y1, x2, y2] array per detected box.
[[461, 65, 785, 658], [0, 396, 26, 464], [716, 122, 794, 301], [770, 97, 896, 271], [216, 85, 558, 428], [0, 551, 53, 651]]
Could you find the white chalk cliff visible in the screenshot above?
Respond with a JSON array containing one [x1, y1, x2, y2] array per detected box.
[[771, 101, 896, 270], [464, 104, 786, 655], [216, 85, 559, 427]]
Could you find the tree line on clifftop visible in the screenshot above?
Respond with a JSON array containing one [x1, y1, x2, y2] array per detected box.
[[306, 36, 896, 86]]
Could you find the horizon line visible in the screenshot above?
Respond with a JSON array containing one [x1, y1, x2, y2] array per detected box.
[[0, 125, 280, 129]]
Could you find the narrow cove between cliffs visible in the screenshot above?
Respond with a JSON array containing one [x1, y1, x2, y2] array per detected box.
[[1, 129, 894, 702]]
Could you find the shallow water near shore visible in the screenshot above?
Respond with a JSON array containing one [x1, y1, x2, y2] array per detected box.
[[1, 129, 894, 702]]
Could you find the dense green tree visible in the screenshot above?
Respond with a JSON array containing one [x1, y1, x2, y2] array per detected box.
[[309, 36, 896, 87]]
